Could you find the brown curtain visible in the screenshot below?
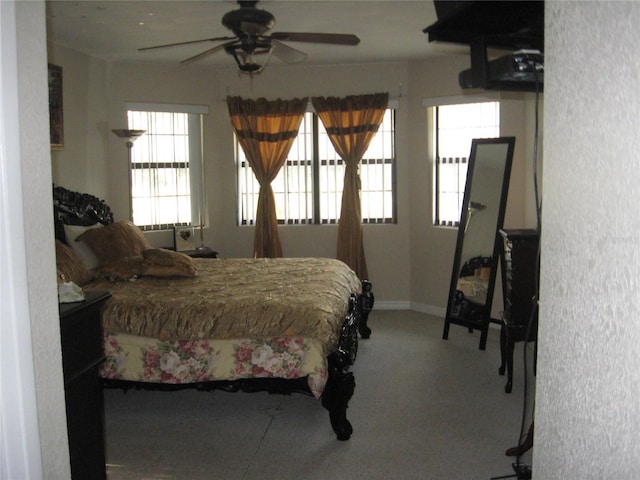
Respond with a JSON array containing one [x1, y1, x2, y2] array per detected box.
[[311, 93, 388, 280], [228, 96, 308, 258]]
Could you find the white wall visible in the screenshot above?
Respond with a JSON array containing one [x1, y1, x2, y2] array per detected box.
[[49, 47, 110, 199], [2, 1, 71, 478], [47, 57, 416, 305], [407, 55, 539, 316], [1, 2, 44, 477], [536, 2, 640, 478], [47, 49, 538, 311]]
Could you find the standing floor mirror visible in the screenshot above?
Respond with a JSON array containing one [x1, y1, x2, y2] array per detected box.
[[442, 137, 515, 350]]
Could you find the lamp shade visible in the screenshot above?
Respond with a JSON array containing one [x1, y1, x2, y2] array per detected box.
[[112, 129, 146, 143]]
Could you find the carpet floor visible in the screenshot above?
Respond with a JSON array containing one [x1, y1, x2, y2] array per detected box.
[[104, 310, 535, 479]]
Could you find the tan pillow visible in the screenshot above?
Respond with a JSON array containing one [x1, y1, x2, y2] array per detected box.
[[141, 248, 197, 278], [55, 240, 95, 286], [94, 256, 143, 281], [77, 221, 151, 264]]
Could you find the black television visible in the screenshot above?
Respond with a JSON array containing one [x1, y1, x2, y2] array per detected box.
[[424, 1, 544, 92]]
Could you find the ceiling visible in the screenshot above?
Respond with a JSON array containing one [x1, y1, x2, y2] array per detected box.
[[46, 0, 471, 69]]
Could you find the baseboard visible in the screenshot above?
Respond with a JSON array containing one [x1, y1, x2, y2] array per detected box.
[[371, 301, 446, 316], [373, 301, 412, 310], [371, 302, 500, 331], [410, 302, 447, 317]]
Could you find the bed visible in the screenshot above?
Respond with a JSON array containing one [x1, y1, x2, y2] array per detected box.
[[53, 186, 373, 440]]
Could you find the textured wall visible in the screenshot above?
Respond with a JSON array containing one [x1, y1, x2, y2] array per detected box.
[[536, 2, 640, 478], [16, 2, 71, 478]]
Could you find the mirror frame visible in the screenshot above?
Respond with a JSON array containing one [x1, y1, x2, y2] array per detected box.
[[442, 136, 515, 350]]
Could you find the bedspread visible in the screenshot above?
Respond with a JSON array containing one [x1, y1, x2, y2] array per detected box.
[[456, 275, 488, 305], [101, 333, 330, 398], [85, 257, 361, 355]]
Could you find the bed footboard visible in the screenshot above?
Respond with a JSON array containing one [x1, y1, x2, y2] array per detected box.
[[358, 280, 374, 339], [321, 294, 359, 440]]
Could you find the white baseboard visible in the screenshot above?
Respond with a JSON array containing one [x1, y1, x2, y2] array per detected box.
[[371, 302, 500, 330], [372, 300, 412, 310], [371, 301, 446, 317], [410, 302, 447, 317]]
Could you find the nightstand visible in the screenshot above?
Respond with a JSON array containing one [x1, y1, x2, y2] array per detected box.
[[181, 246, 218, 258], [59, 290, 111, 480]]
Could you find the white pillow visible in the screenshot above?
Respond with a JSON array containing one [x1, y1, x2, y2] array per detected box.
[[63, 223, 103, 269]]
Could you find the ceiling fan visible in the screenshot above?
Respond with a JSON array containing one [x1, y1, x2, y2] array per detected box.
[[139, 0, 361, 74]]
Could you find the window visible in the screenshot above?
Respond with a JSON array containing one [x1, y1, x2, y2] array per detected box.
[[126, 103, 207, 230], [433, 101, 499, 226], [237, 109, 396, 225]]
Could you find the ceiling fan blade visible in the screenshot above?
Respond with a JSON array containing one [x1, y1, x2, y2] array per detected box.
[[139, 36, 235, 51], [269, 32, 360, 46], [271, 40, 307, 64], [180, 40, 237, 65]]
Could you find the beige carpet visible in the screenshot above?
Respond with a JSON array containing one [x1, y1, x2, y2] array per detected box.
[[104, 310, 535, 479]]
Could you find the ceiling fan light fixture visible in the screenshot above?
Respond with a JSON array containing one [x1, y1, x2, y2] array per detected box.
[[225, 41, 274, 75]]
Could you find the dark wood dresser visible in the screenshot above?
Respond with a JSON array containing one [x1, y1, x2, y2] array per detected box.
[[59, 290, 111, 480], [498, 229, 539, 393]]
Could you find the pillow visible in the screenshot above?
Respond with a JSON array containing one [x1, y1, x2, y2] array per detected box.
[[94, 256, 143, 281], [77, 221, 151, 264], [141, 248, 198, 277], [55, 240, 95, 286], [63, 223, 103, 269]]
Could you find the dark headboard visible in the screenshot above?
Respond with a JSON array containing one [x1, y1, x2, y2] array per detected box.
[[53, 186, 114, 243]]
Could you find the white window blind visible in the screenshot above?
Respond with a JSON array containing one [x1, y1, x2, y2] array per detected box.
[[237, 109, 396, 225], [126, 103, 207, 230], [433, 101, 499, 226]]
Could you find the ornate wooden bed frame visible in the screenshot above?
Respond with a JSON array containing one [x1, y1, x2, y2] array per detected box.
[[53, 186, 374, 440]]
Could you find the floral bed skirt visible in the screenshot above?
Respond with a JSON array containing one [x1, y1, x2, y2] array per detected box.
[[101, 331, 329, 398]]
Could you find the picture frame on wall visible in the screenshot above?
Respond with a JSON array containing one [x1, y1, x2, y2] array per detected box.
[[48, 63, 64, 150], [174, 226, 196, 252]]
